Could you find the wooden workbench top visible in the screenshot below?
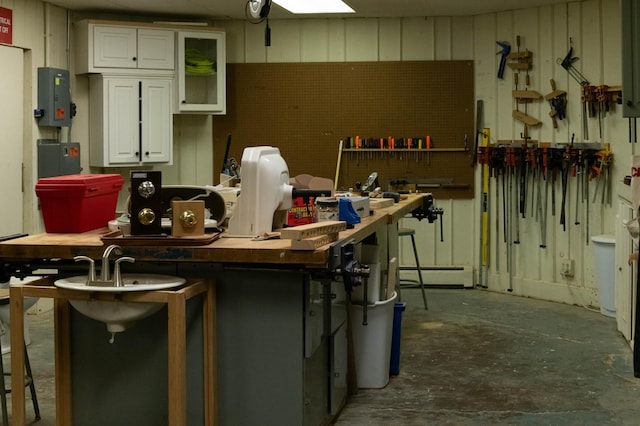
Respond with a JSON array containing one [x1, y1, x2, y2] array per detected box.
[[0, 194, 424, 268]]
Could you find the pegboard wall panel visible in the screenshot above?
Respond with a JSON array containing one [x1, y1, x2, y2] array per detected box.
[[212, 61, 475, 199]]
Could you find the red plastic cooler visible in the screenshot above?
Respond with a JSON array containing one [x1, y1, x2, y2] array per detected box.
[[35, 174, 124, 233]]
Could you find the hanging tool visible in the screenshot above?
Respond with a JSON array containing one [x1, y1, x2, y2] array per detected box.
[[472, 100, 483, 166], [584, 150, 591, 244], [490, 146, 504, 271], [519, 145, 527, 221], [514, 90, 542, 134], [534, 152, 544, 245], [221, 133, 233, 175], [557, 43, 589, 86], [574, 149, 583, 225], [596, 85, 610, 139], [635, 247, 640, 377], [559, 134, 574, 231], [496, 41, 511, 79], [557, 42, 590, 138], [334, 140, 343, 192], [545, 79, 567, 128], [509, 36, 541, 140], [510, 36, 522, 89], [528, 146, 538, 218], [592, 148, 613, 204], [506, 145, 515, 292], [540, 146, 549, 248], [478, 129, 490, 289]]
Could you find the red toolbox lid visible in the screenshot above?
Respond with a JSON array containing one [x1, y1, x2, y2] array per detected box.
[[35, 174, 124, 196]]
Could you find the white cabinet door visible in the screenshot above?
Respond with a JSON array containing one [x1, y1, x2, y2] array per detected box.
[[90, 76, 173, 167], [141, 79, 172, 163], [137, 29, 175, 70], [90, 25, 174, 71], [616, 200, 635, 342], [176, 30, 226, 114], [106, 78, 140, 164], [93, 26, 138, 69]]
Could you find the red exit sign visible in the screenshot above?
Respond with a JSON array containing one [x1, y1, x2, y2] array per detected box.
[[0, 7, 12, 45]]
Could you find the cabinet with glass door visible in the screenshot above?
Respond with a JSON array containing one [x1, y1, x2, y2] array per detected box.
[[177, 30, 226, 114]]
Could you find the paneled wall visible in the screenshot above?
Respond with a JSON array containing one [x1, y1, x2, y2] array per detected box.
[[0, 0, 72, 233], [219, 0, 631, 308], [5, 0, 632, 310]]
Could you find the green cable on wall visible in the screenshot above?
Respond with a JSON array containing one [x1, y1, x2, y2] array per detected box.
[[185, 48, 216, 74]]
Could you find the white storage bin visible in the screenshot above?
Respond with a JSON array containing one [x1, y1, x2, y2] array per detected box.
[[591, 234, 616, 318], [349, 291, 397, 388]]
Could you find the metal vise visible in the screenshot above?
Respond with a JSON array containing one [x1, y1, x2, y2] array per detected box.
[[411, 194, 444, 241]]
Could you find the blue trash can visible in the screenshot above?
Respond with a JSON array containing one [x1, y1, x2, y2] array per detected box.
[[389, 302, 406, 376]]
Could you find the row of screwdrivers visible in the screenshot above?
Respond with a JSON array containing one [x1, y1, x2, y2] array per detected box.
[[344, 135, 433, 150]]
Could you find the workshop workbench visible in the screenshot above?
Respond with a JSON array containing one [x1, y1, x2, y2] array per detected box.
[[0, 194, 423, 266], [0, 194, 425, 426]]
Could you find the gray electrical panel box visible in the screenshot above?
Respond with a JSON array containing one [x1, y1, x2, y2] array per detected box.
[[37, 67, 72, 127], [37, 139, 81, 179], [622, 0, 640, 117]]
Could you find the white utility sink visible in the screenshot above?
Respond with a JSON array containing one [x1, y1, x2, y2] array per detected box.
[[54, 274, 186, 334], [54, 274, 185, 292]]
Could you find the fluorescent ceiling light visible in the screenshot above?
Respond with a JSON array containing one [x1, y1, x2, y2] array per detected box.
[[272, 0, 355, 14]]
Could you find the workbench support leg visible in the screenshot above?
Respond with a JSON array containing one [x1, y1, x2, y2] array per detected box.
[[54, 299, 72, 425], [168, 292, 187, 426], [203, 281, 217, 425], [9, 285, 25, 426]]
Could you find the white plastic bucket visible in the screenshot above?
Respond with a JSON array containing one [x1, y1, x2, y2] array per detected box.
[[349, 291, 398, 388], [591, 234, 616, 318]]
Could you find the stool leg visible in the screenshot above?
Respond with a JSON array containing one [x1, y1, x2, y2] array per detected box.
[[410, 234, 428, 310], [0, 351, 8, 426], [24, 344, 40, 420]]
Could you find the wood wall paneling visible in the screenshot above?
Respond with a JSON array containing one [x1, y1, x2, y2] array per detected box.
[[212, 61, 475, 199]]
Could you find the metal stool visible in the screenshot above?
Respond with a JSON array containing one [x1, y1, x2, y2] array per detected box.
[[0, 293, 40, 425], [398, 227, 428, 310]]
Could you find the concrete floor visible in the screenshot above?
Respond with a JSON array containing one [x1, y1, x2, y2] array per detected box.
[[5, 287, 640, 425], [336, 288, 640, 425]]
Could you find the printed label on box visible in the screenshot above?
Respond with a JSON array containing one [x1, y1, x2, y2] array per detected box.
[[288, 196, 315, 226]]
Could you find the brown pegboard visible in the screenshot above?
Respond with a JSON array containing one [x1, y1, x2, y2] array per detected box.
[[212, 61, 475, 199]]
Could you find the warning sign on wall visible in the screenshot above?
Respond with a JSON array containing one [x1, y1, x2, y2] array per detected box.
[[0, 7, 12, 45]]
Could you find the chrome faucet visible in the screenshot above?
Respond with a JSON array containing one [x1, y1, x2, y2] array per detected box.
[[73, 256, 96, 285], [101, 244, 123, 282], [74, 245, 135, 287], [113, 257, 135, 287]]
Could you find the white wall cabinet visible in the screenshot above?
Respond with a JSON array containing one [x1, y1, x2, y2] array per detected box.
[[76, 21, 175, 74], [177, 31, 226, 114], [89, 75, 173, 167]]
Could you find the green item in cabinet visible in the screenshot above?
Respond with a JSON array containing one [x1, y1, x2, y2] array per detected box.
[[185, 48, 216, 74]]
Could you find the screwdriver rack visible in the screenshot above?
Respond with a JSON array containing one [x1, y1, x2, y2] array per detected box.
[[338, 134, 475, 199], [341, 135, 469, 155], [342, 148, 468, 153]]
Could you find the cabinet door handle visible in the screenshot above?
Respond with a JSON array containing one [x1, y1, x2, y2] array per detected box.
[[145, 151, 150, 156], [181, 100, 186, 104], [132, 56, 137, 61]]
